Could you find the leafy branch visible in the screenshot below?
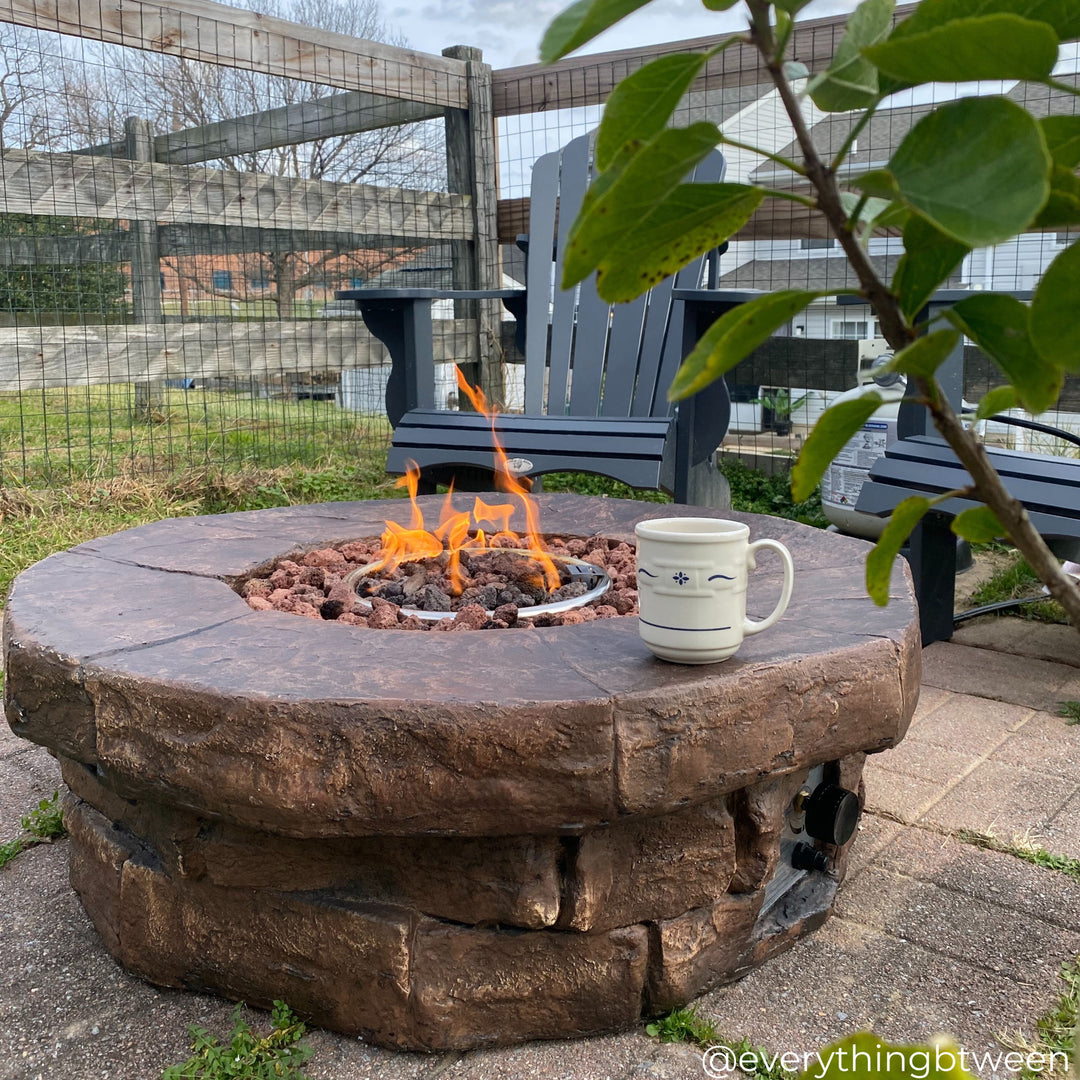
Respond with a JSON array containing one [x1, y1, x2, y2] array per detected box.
[[542, 0, 1080, 631]]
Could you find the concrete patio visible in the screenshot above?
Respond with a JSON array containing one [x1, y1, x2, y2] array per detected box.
[[2, 615, 1079, 1080]]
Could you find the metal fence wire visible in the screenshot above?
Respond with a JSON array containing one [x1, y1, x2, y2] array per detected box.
[[0, 0, 1078, 486]]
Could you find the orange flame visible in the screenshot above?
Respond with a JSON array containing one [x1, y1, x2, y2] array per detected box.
[[454, 368, 561, 591], [371, 369, 561, 597]]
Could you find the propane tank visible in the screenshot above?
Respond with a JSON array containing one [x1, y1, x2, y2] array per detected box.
[[821, 348, 906, 539]]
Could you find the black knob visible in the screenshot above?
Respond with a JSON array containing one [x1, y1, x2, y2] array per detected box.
[[791, 842, 830, 873], [803, 784, 860, 846]]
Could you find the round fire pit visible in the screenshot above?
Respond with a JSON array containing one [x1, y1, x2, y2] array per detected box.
[[2, 495, 920, 1050]]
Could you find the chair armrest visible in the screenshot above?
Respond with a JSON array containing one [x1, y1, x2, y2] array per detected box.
[[335, 288, 525, 302], [346, 290, 528, 427]]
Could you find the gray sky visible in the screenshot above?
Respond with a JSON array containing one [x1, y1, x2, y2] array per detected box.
[[385, 0, 861, 69]]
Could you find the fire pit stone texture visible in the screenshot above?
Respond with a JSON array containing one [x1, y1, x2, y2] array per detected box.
[[3, 495, 920, 1050]]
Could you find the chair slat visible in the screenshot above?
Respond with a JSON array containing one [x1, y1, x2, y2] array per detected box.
[[547, 136, 591, 414], [524, 150, 560, 415]]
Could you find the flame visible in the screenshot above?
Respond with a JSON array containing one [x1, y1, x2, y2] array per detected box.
[[371, 369, 561, 596], [454, 368, 561, 591]]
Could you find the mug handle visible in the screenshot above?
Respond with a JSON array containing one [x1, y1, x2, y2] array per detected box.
[[742, 539, 794, 637]]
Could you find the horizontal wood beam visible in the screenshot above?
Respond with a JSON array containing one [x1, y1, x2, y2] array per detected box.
[[491, 5, 917, 117], [0, 0, 467, 108], [0, 318, 477, 391], [156, 91, 445, 165], [496, 195, 833, 243], [157, 224, 450, 256], [0, 233, 130, 265], [74, 91, 445, 166], [1, 149, 472, 242]]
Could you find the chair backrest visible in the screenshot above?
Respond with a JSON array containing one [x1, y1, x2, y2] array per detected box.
[[521, 132, 726, 420]]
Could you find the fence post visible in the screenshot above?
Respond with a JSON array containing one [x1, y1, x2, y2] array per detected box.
[[124, 116, 165, 420], [442, 45, 504, 407]]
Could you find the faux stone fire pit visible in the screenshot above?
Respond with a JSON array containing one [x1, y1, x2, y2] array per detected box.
[[3, 495, 920, 1051]]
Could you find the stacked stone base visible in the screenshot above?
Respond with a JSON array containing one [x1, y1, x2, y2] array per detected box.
[[61, 752, 865, 1051]]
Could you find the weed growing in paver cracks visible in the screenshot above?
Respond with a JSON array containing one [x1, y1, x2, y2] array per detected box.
[[161, 1001, 311, 1080], [0, 792, 65, 869], [958, 829, 1080, 882], [646, 1005, 719, 1045], [999, 957, 1078, 1077], [645, 1008, 794, 1080], [1057, 701, 1080, 726]]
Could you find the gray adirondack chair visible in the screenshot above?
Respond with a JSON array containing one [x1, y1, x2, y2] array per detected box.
[[338, 132, 751, 506]]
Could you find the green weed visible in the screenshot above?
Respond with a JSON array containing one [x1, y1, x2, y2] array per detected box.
[[1000, 957, 1078, 1077], [0, 837, 24, 869], [0, 792, 65, 869], [646, 1005, 718, 1045], [1057, 701, 1080, 726], [161, 1000, 312, 1080], [958, 830, 1080, 882], [22, 791, 65, 840], [966, 554, 1068, 624], [644, 1009, 794, 1080]]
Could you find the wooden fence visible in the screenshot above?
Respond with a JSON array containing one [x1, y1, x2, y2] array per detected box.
[[0, 0, 1074, 427]]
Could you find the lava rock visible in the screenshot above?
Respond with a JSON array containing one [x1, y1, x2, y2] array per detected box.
[[416, 584, 452, 612], [493, 603, 519, 627]]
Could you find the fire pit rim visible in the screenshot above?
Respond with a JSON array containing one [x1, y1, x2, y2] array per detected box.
[[3, 494, 922, 838]]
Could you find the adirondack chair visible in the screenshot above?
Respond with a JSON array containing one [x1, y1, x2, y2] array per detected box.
[[337, 132, 751, 507], [851, 293, 1080, 644]]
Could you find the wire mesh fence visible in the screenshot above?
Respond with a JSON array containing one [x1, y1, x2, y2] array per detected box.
[[492, 16, 1080, 478], [1, 0, 1079, 490], [0, 0, 469, 484]]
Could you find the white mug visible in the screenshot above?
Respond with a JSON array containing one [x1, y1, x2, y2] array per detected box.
[[634, 517, 795, 664]]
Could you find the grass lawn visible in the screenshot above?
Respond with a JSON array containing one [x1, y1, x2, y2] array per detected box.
[[0, 384, 390, 485]]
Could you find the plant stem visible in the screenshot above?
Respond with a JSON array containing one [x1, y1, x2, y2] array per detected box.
[[746, 1, 1080, 631]]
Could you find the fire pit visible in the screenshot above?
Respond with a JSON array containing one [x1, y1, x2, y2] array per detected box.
[[2, 494, 920, 1050]]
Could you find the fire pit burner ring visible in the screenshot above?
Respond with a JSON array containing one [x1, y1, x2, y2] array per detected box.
[[346, 547, 612, 621]]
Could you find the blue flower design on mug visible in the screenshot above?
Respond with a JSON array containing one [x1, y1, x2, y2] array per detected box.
[[672, 572, 690, 585]]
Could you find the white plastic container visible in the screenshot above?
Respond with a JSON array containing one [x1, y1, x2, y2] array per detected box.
[[820, 358, 905, 540]]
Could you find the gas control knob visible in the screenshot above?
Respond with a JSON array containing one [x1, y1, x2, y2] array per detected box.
[[803, 783, 860, 846]]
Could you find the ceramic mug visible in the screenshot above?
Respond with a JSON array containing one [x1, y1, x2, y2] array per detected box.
[[634, 517, 795, 664]]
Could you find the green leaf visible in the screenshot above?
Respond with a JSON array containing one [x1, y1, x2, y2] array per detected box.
[[808, 0, 893, 112], [893, 216, 969, 319], [883, 97, 1051, 247], [700, 0, 743, 9], [851, 169, 902, 201], [885, 328, 959, 380], [669, 290, 826, 402], [595, 184, 764, 301], [773, 0, 815, 11], [865, 498, 933, 606], [541, 0, 655, 62], [891, 0, 1080, 43], [976, 384, 1020, 418], [1031, 240, 1080, 373], [864, 15, 1059, 83], [1042, 116, 1080, 169], [946, 294, 1064, 412], [596, 54, 710, 172], [840, 192, 909, 234], [1030, 164, 1080, 230], [952, 506, 1006, 543], [791, 392, 885, 502], [563, 123, 721, 287]]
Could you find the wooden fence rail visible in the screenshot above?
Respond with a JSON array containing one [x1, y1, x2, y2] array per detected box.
[[0, 149, 471, 241], [0, 318, 478, 391], [0, 0, 467, 106]]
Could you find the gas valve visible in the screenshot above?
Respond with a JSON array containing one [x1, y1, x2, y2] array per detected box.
[[803, 783, 860, 846]]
